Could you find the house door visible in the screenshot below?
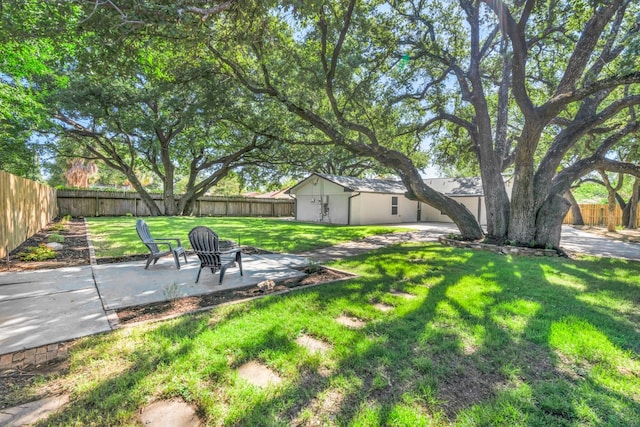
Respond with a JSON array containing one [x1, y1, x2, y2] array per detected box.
[[417, 202, 422, 222]]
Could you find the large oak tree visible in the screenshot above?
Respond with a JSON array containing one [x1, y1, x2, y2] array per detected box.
[[203, 0, 640, 246]]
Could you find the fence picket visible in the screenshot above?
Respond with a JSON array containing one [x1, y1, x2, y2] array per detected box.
[[0, 171, 58, 258], [563, 203, 640, 227]]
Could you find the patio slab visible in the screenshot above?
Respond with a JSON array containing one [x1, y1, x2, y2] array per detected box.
[[93, 254, 308, 310], [0, 266, 111, 355]]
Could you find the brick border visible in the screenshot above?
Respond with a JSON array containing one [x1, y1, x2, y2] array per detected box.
[[0, 342, 70, 372]]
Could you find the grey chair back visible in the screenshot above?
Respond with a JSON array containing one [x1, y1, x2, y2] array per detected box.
[[136, 219, 159, 253], [189, 226, 222, 269], [188, 226, 242, 284]]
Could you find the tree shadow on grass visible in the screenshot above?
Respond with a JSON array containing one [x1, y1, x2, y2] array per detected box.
[[34, 315, 209, 425], [33, 243, 640, 425], [231, 244, 640, 425]]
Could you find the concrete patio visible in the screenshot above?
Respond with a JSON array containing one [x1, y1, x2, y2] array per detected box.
[[0, 254, 307, 356]]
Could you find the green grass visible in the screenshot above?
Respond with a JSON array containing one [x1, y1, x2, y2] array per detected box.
[[5, 244, 639, 426], [87, 216, 408, 258]]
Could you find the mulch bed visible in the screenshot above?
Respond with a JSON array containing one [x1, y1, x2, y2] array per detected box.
[[1, 217, 352, 325], [116, 267, 348, 325], [1, 217, 90, 272]]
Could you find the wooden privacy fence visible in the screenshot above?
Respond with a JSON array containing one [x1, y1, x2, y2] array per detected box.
[[0, 171, 58, 258], [563, 203, 640, 227], [57, 190, 294, 218]]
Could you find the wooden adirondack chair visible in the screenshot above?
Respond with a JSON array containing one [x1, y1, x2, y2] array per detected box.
[[136, 219, 187, 269], [188, 226, 243, 284]]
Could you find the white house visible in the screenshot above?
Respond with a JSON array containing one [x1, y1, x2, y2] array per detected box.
[[421, 176, 487, 224], [287, 173, 417, 225], [288, 173, 511, 226]]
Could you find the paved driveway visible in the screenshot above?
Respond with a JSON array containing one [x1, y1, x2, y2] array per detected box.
[[560, 225, 640, 261], [394, 222, 640, 261]]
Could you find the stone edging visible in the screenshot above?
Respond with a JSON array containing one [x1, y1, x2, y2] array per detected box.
[[84, 217, 97, 266], [115, 266, 358, 329], [438, 236, 560, 257], [0, 342, 70, 372]]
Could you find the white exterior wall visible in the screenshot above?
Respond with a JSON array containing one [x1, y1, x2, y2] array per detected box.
[[420, 196, 486, 225], [420, 203, 453, 223], [291, 176, 418, 225], [292, 178, 350, 224], [351, 193, 418, 225]]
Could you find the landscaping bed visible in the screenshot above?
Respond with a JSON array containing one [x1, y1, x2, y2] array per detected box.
[[116, 267, 350, 325], [1, 217, 90, 272]]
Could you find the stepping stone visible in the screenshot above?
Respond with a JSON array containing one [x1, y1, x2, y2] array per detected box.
[[0, 394, 69, 426], [237, 361, 282, 387], [373, 303, 394, 312], [336, 315, 366, 329], [140, 398, 201, 426], [296, 334, 332, 354], [390, 289, 416, 299]]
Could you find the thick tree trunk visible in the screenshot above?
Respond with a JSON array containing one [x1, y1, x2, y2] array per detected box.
[[508, 123, 545, 243], [408, 179, 484, 239], [535, 194, 571, 248], [369, 145, 485, 240], [606, 192, 617, 232], [121, 172, 162, 216], [163, 167, 178, 216], [627, 177, 640, 229], [477, 153, 510, 238], [182, 198, 197, 216], [564, 190, 584, 225], [482, 179, 510, 238], [163, 192, 177, 216], [598, 170, 623, 232]]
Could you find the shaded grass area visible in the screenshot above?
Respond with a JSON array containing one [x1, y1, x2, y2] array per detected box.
[[8, 244, 639, 426], [87, 216, 408, 258]]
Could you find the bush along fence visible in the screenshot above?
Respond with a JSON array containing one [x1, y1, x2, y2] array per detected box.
[[563, 203, 640, 227], [1, 171, 58, 259], [57, 189, 294, 218]]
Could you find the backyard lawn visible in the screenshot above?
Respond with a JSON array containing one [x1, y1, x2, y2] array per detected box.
[[87, 216, 409, 257], [3, 242, 638, 426]]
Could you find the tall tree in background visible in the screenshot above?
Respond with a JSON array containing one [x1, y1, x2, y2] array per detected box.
[[50, 41, 274, 215], [203, 1, 486, 238], [6, 0, 640, 240], [0, 1, 80, 179]]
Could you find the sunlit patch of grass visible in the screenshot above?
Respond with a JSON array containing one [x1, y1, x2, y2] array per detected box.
[[549, 316, 640, 397], [490, 300, 542, 336], [87, 216, 410, 258], [446, 278, 501, 318]]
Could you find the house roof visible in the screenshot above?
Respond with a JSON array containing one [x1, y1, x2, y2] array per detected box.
[[289, 173, 489, 197], [423, 177, 484, 197], [288, 173, 408, 195], [319, 173, 409, 193]]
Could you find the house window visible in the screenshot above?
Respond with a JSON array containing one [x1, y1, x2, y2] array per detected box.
[[391, 196, 398, 215]]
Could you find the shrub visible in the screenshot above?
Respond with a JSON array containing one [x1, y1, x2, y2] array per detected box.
[[51, 215, 72, 231], [306, 259, 322, 274], [19, 244, 57, 261], [48, 233, 65, 243]]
